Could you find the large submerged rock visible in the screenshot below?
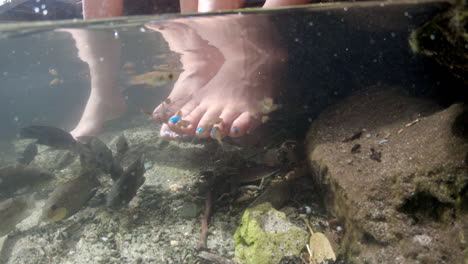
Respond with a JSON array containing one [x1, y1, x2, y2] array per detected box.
[[306, 87, 467, 263]]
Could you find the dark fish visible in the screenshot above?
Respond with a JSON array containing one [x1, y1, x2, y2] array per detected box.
[[351, 144, 361, 153], [115, 134, 129, 157], [106, 155, 146, 209], [19, 125, 76, 149], [41, 170, 99, 222], [0, 164, 54, 199], [370, 148, 382, 162], [17, 142, 38, 165], [76, 136, 115, 174], [342, 131, 363, 143], [0, 195, 35, 237]]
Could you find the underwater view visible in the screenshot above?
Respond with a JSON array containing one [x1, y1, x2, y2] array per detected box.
[[0, 0, 466, 263]]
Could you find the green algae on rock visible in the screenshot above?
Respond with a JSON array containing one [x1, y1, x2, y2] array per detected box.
[[234, 202, 308, 264]]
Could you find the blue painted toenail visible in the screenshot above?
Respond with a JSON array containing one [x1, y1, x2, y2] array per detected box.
[[232, 127, 239, 133], [196, 127, 203, 133], [165, 109, 172, 113], [210, 129, 215, 134], [169, 116, 181, 123], [164, 130, 171, 135], [174, 133, 180, 137]]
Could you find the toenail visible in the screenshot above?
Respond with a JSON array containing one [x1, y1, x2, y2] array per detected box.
[[196, 127, 203, 133], [165, 109, 172, 113], [232, 127, 239, 134], [164, 130, 171, 135], [174, 133, 180, 137], [169, 116, 181, 123], [210, 129, 215, 134], [183, 134, 189, 137]]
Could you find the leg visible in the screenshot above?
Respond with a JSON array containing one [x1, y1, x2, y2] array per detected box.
[[67, 29, 126, 138]]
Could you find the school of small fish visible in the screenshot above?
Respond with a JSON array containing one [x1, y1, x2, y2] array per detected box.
[[0, 126, 147, 236]]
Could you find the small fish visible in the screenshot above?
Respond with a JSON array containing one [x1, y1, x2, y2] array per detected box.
[[20, 125, 76, 149], [211, 127, 223, 147], [177, 120, 190, 128], [17, 142, 38, 165], [129, 71, 179, 88], [115, 134, 129, 157], [200, 117, 223, 133], [258, 97, 278, 114], [41, 170, 99, 222], [140, 109, 154, 119], [351, 144, 361, 153], [369, 148, 382, 162], [0, 195, 35, 237], [49, 78, 62, 86], [49, 68, 58, 75], [342, 131, 363, 143], [106, 154, 146, 208], [0, 164, 55, 199], [75, 136, 115, 175]]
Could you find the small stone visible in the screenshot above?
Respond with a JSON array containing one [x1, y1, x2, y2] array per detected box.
[[170, 240, 179, 246], [413, 234, 432, 246]]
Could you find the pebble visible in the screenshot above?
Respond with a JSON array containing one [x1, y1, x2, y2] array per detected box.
[[413, 234, 432, 246], [170, 240, 179, 246], [378, 139, 389, 145]]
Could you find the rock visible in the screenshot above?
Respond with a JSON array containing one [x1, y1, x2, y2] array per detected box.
[[234, 203, 308, 264], [306, 87, 468, 263]]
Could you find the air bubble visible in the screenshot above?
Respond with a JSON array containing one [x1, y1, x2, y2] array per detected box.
[[343, 7, 348, 11], [430, 34, 435, 40], [99, 57, 104, 62], [41, 4, 46, 9], [42, 9, 48, 15], [139, 27, 146, 32], [33, 7, 40, 13], [113, 30, 119, 39]]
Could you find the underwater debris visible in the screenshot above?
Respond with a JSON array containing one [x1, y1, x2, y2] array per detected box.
[[211, 127, 223, 147], [369, 148, 382, 162], [0, 163, 54, 199], [20, 125, 76, 149], [342, 130, 363, 142], [41, 169, 99, 222], [405, 118, 421, 127], [17, 142, 38, 165], [106, 154, 146, 209], [197, 190, 213, 250], [198, 251, 234, 264], [0, 195, 35, 237], [350, 144, 361, 153]]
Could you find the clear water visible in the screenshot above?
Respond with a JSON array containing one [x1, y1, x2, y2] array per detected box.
[[0, 1, 461, 263]]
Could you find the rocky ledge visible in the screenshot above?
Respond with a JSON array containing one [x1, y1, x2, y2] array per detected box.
[[306, 86, 467, 263]]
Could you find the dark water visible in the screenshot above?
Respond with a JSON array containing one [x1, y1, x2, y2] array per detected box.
[[0, 1, 463, 263], [0, 0, 455, 140]]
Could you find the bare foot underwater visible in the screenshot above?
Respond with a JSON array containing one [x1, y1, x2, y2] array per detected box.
[[70, 0, 308, 141], [147, 15, 286, 141]]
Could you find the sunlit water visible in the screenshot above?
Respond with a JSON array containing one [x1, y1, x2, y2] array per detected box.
[[0, 1, 460, 263]]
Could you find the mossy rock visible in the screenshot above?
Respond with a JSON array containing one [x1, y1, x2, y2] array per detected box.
[[234, 203, 308, 264]]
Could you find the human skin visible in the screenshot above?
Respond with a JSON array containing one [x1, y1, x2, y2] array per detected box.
[[70, 0, 308, 139]]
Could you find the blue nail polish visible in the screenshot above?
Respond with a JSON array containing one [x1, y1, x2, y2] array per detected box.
[[164, 130, 171, 135], [153, 111, 159, 115], [165, 109, 172, 113], [196, 127, 203, 133], [169, 116, 181, 123], [232, 127, 239, 133], [174, 133, 180, 137], [210, 129, 215, 134], [183, 134, 189, 137]]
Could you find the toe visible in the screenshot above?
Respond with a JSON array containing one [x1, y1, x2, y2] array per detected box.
[[177, 104, 207, 134], [167, 100, 200, 133], [229, 112, 259, 137], [159, 124, 173, 140], [211, 106, 241, 138], [195, 108, 223, 138]]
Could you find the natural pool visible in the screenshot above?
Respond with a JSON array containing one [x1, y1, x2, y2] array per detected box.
[[0, 0, 466, 263]]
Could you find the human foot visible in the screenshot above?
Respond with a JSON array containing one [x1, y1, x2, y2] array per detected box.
[[148, 15, 286, 141]]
